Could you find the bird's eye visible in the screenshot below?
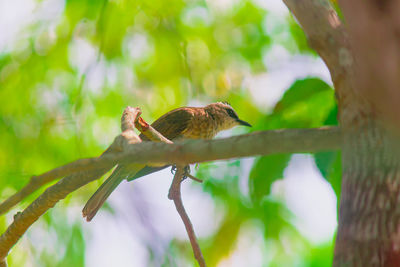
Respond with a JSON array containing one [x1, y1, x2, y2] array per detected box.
[[226, 108, 238, 119]]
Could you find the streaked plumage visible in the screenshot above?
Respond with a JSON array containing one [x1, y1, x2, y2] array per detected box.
[[82, 102, 250, 221]]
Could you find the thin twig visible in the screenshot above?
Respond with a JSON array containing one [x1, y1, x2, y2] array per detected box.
[[133, 117, 205, 265], [168, 166, 206, 267], [186, 174, 203, 183]]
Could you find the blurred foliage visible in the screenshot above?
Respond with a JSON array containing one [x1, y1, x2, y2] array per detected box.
[[249, 78, 336, 205], [0, 0, 339, 266]]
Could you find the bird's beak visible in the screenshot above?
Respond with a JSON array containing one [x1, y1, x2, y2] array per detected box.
[[236, 119, 252, 127]]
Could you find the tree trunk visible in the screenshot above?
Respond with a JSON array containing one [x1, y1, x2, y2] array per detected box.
[[333, 0, 400, 265], [335, 119, 400, 266], [282, 0, 400, 264]]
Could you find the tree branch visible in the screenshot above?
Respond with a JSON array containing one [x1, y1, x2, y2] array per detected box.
[[0, 108, 143, 216], [0, 102, 340, 265], [168, 166, 206, 267], [0, 107, 143, 266], [0, 126, 341, 216], [0, 158, 116, 216], [282, 0, 354, 126], [0, 168, 113, 266], [282, 0, 347, 70], [117, 126, 341, 165]]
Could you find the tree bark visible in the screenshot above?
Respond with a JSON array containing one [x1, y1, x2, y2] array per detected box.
[[335, 121, 400, 266], [334, 0, 400, 265], [283, 0, 400, 265]]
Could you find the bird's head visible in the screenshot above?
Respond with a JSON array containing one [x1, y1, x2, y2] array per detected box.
[[205, 102, 251, 131]]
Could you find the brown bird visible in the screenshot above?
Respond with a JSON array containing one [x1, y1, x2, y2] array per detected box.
[[82, 102, 251, 221]]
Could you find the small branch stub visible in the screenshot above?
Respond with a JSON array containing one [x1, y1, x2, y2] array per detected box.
[[121, 106, 141, 132], [186, 173, 203, 183], [135, 117, 173, 144]]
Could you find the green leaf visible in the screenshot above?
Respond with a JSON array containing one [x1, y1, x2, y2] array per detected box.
[[314, 151, 336, 178], [306, 242, 334, 267], [258, 198, 293, 239], [57, 224, 85, 267], [314, 151, 342, 199], [249, 154, 291, 202], [256, 78, 337, 130], [324, 105, 339, 126], [274, 78, 332, 113], [203, 211, 244, 267]]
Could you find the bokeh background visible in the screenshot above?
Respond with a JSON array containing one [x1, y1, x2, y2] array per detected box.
[[0, 0, 340, 266]]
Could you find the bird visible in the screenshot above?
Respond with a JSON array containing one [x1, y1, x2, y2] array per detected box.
[[82, 102, 251, 221]]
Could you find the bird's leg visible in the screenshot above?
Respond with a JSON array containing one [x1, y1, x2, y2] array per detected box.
[[171, 165, 177, 174], [171, 165, 203, 183], [184, 165, 190, 174], [180, 165, 190, 181]]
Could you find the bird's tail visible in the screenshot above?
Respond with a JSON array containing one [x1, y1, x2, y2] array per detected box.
[[82, 167, 125, 222]]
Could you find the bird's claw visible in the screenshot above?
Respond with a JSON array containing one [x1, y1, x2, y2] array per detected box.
[[171, 165, 191, 181], [171, 165, 177, 174], [183, 165, 190, 175], [182, 165, 190, 181]]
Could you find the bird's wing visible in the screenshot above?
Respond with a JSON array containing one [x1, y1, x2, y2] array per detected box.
[[84, 107, 195, 220], [127, 108, 193, 181], [139, 107, 193, 141]]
